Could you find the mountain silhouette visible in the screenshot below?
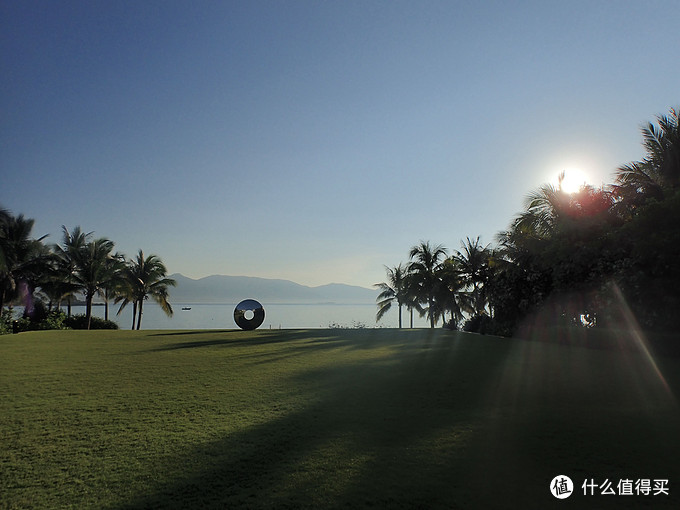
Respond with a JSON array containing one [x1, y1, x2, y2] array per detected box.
[[168, 274, 376, 304]]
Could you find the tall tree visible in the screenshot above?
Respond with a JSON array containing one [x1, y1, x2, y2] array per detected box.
[[117, 250, 175, 330], [52, 226, 93, 317], [452, 237, 493, 317], [99, 253, 126, 321], [0, 210, 49, 313], [403, 271, 422, 328], [70, 236, 117, 330], [408, 241, 448, 328], [436, 257, 471, 328], [374, 263, 410, 328], [115, 274, 138, 330]]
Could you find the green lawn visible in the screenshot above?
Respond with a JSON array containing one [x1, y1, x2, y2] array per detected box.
[[1, 329, 679, 509]]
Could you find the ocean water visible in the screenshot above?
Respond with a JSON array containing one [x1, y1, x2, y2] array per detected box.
[[31, 303, 432, 330]]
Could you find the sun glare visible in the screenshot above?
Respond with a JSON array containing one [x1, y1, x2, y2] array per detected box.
[[558, 168, 589, 194]]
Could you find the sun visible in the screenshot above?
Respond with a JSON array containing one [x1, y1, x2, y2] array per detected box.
[[558, 168, 589, 194]]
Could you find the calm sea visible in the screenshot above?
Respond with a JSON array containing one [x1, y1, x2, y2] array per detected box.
[[35, 303, 432, 330]]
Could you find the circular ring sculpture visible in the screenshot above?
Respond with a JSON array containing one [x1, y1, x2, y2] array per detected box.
[[234, 299, 265, 330]]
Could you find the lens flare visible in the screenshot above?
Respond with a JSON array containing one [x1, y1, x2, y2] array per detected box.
[[609, 282, 674, 401], [19, 280, 34, 318]]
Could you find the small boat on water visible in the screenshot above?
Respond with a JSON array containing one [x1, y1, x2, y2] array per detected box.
[[181, 307, 192, 311]]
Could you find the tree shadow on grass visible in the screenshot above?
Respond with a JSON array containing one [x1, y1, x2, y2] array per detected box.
[[149, 330, 237, 337], [114, 332, 680, 509], [113, 332, 515, 509], [144, 329, 340, 351], [143, 329, 447, 355]]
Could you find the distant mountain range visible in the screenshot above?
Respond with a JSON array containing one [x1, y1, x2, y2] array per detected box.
[[167, 274, 377, 305]]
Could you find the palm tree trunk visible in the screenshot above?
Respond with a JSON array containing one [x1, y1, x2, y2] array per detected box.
[[67, 297, 72, 317], [86, 292, 93, 330], [398, 304, 402, 329], [409, 307, 413, 328], [429, 297, 435, 328], [131, 301, 137, 330], [136, 299, 143, 330]]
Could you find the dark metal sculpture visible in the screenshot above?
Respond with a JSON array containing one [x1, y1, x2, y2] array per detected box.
[[234, 299, 265, 330]]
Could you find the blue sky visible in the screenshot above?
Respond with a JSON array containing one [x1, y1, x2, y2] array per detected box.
[[1, 1, 678, 287]]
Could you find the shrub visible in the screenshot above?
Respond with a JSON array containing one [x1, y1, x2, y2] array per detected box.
[[463, 314, 494, 334], [4, 309, 71, 333], [442, 319, 459, 330], [22, 300, 49, 323], [41, 310, 69, 330], [0, 308, 15, 335], [64, 314, 119, 330]]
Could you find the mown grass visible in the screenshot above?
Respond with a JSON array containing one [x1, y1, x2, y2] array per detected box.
[[1, 328, 679, 509]]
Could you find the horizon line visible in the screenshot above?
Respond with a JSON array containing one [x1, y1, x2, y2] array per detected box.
[[170, 272, 375, 290]]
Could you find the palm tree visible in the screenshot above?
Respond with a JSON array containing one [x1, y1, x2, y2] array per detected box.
[[614, 107, 680, 207], [512, 173, 571, 239], [37, 263, 78, 311], [436, 257, 471, 328], [52, 226, 93, 317], [374, 263, 410, 328], [117, 250, 175, 330], [408, 241, 448, 328], [452, 237, 493, 317], [70, 237, 117, 329], [0, 210, 49, 313], [54, 226, 92, 259], [115, 272, 138, 330], [99, 253, 127, 321], [403, 271, 422, 328], [501, 173, 615, 259]]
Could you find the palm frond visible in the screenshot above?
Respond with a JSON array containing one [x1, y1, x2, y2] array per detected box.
[[375, 300, 392, 321]]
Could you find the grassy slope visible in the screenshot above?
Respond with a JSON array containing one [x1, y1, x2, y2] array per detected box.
[[1, 329, 679, 509]]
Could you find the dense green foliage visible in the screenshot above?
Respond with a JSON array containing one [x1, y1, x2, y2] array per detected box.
[[1, 329, 678, 509], [63, 313, 119, 330], [378, 107, 680, 336], [1, 308, 119, 333]]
